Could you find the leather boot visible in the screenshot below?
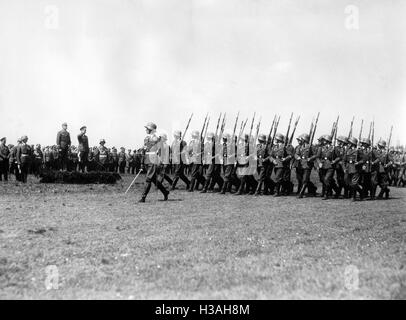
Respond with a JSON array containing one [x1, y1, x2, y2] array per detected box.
[[220, 182, 228, 194], [200, 179, 210, 193], [188, 178, 195, 192]]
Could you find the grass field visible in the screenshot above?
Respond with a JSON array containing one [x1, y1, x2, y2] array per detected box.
[[1, 174, 405, 299]]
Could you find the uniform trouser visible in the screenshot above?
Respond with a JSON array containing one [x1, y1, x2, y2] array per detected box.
[[79, 151, 88, 172], [336, 167, 347, 196], [348, 171, 363, 198], [0, 160, 9, 181], [59, 148, 69, 170], [32, 159, 42, 176], [282, 167, 292, 194], [298, 168, 312, 195], [371, 170, 389, 195], [141, 164, 168, 198], [204, 164, 224, 190], [398, 168, 406, 186], [256, 165, 267, 193], [274, 167, 284, 194], [189, 163, 205, 190], [19, 162, 29, 183], [361, 172, 372, 196], [320, 168, 337, 196], [295, 167, 303, 193], [118, 161, 126, 174], [172, 163, 190, 188], [158, 164, 173, 186]]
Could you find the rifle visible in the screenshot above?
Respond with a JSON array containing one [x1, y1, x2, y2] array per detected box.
[[200, 113, 209, 162], [387, 125, 393, 149], [371, 120, 375, 148], [284, 112, 293, 146], [249, 112, 256, 142], [270, 115, 281, 147], [309, 117, 314, 140], [266, 115, 277, 148], [254, 117, 262, 142], [289, 115, 300, 145], [331, 115, 339, 137], [367, 121, 373, 140], [358, 119, 364, 146], [214, 112, 222, 139], [181, 113, 193, 142], [310, 112, 320, 146], [203, 116, 210, 140], [231, 112, 240, 141], [238, 118, 248, 140], [333, 121, 338, 147], [218, 113, 227, 142], [348, 116, 355, 139]]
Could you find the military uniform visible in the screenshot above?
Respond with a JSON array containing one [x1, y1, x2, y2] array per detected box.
[[270, 134, 292, 196], [254, 135, 269, 195], [295, 134, 318, 198], [77, 128, 89, 172], [317, 135, 340, 199], [157, 136, 173, 186], [187, 132, 205, 192], [97, 140, 109, 171], [371, 141, 391, 199], [171, 133, 190, 190], [32, 145, 43, 177], [110, 148, 119, 172], [0, 139, 10, 181], [220, 134, 239, 194], [343, 138, 364, 200], [118, 148, 126, 173], [16, 137, 32, 183], [51, 146, 59, 170], [43, 146, 53, 170], [56, 127, 71, 171], [9, 144, 20, 181]]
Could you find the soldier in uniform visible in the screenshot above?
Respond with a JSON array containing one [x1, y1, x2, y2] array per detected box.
[[56, 123, 71, 171], [126, 149, 134, 174], [139, 122, 169, 203], [254, 134, 268, 195], [371, 140, 391, 199], [295, 133, 318, 198], [0, 137, 10, 181], [187, 130, 205, 192], [51, 145, 59, 170], [396, 147, 406, 187], [32, 144, 43, 177], [343, 137, 364, 201], [157, 133, 173, 187], [292, 135, 304, 195], [387, 147, 396, 186], [16, 135, 32, 183], [110, 147, 119, 172], [43, 146, 53, 170], [317, 135, 340, 200], [118, 147, 126, 173], [97, 139, 109, 171], [220, 132, 239, 194], [335, 136, 349, 198], [77, 126, 89, 172], [270, 133, 292, 196], [170, 130, 190, 190], [201, 132, 223, 193], [359, 138, 373, 198]]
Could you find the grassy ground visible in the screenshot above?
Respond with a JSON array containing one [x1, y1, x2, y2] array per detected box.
[[0, 173, 405, 299]]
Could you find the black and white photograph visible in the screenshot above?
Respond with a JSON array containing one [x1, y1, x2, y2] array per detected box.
[[0, 0, 405, 303]]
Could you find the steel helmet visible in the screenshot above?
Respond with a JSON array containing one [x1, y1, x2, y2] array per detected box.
[[301, 133, 310, 143], [191, 130, 200, 138], [207, 132, 215, 139], [378, 139, 386, 148], [145, 122, 157, 131], [337, 135, 348, 144], [323, 135, 332, 143], [258, 134, 267, 142], [360, 137, 371, 146], [348, 137, 358, 146], [173, 130, 181, 137], [275, 133, 284, 142]]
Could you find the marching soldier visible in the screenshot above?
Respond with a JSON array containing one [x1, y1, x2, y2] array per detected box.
[[170, 130, 190, 190], [56, 122, 71, 171], [292, 135, 304, 195], [16, 135, 32, 183], [0, 137, 10, 181], [371, 140, 391, 199], [359, 138, 373, 198], [396, 146, 406, 187], [270, 133, 292, 197], [187, 130, 205, 192], [235, 133, 255, 195], [157, 133, 173, 186], [77, 126, 89, 172], [343, 137, 364, 201], [335, 136, 349, 198], [138, 122, 169, 203], [254, 134, 268, 195], [317, 135, 340, 200], [118, 147, 126, 173], [295, 133, 318, 198], [201, 132, 224, 193]]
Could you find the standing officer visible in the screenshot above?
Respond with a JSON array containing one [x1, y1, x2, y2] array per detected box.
[[97, 139, 109, 171], [32, 144, 43, 177], [118, 147, 126, 173], [139, 122, 169, 203], [56, 122, 71, 171], [16, 135, 32, 183], [170, 130, 190, 190], [77, 126, 89, 172], [0, 137, 10, 181], [344, 137, 364, 201]]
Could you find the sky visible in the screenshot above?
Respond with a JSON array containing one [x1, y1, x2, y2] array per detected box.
[[0, 0, 405, 148]]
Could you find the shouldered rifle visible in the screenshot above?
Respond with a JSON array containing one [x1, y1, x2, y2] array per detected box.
[[331, 115, 339, 137], [214, 112, 222, 140], [358, 119, 364, 146], [284, 112, 293, 146], [387, 125, 393, 149], [348, 116, 355, 139], [181, 113, 193, 142], [270, 115, 281, 147], [254, 117, 262, 142], [289, 115, 300, 145], [367, 121, 373, 140], [219, 113, 226, 142], [266, 115, 277, 148], [371, 120, 375, 148], [310, 112, 320, 146], [231, 111, 240, 142], [249, 112, 256, 141]]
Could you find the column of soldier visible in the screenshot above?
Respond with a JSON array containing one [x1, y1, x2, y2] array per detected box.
[[136, 112, 405, 203], [0, 116, 405, 203]]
